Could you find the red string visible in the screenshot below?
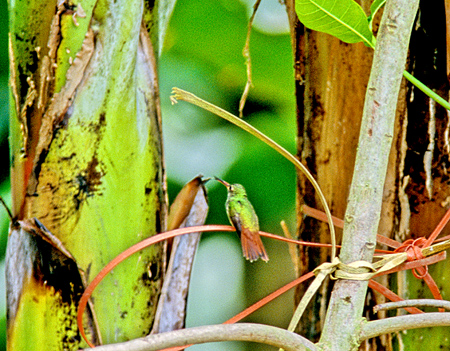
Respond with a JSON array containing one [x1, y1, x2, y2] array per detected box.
[[304, 206, 449, 313], [394, 238, 427, 279], [78, 207, 450, 347]]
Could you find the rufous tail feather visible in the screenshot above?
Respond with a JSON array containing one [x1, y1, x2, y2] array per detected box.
[[240, 227, 269, 262]]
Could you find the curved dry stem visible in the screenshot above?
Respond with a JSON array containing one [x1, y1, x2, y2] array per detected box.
[[81, 323, 317, 351], [170, 87, 336, 259], [239, 0, 261, 117]]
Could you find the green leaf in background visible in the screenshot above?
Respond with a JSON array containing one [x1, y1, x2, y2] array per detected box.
[[294, 0, 450, 112], [368, 0, 386, 30], [295, 0, 375, 47]]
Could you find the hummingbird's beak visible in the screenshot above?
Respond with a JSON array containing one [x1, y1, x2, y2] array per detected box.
[[214, 176, 230, 187]]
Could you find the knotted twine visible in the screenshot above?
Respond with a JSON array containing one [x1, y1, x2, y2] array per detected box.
[[286, 250, 417, 333]]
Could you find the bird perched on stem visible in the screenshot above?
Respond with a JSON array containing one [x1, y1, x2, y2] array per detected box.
[[215, 177, 268, 262]]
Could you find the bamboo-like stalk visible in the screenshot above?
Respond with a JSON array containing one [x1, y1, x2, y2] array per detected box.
[[318, 0, 420, 349]]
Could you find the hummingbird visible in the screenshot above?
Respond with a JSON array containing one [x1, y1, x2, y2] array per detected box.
[[215, 177, 269, 262]]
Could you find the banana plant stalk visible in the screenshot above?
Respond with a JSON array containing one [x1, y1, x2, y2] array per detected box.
[[7, 0, 170, 349]]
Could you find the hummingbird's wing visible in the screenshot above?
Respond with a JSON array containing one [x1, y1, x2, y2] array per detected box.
[[228, 201, 268, 262]]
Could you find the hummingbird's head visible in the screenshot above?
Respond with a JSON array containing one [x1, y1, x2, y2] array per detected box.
[[228, 183, 247, 196], [214, 177, 248, 196]]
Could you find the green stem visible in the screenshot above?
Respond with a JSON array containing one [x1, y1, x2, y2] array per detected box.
[[171, 87, 337, 259], [403, 71, 450, 111]]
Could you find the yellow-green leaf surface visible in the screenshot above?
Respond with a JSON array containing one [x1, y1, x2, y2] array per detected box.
[[143, 0, 178, 56], [9, 279, 78, 350], [54, 1, 96, 92], [8, 0, 166, 348], [8, 0, 55, 105], [295, 0, 375, 47], [6, 224, 86, 350], [8, 0, 59, 216]]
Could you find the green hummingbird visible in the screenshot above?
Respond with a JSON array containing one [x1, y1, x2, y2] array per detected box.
[[215, 177, 269, 262]]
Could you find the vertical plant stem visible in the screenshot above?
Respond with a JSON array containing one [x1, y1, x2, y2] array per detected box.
[[318, 0, 420, 350]]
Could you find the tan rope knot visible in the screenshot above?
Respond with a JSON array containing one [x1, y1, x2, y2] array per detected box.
[[313, 256, 340, 276], [287, 252, 409, 337], [314, 254, 410, 281], [332, 260, 377, 280], [312, 257, 377, 281]]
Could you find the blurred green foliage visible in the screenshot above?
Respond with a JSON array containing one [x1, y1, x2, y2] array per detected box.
[[1, 1, 296, 350], [162, 2, 295, 351]]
